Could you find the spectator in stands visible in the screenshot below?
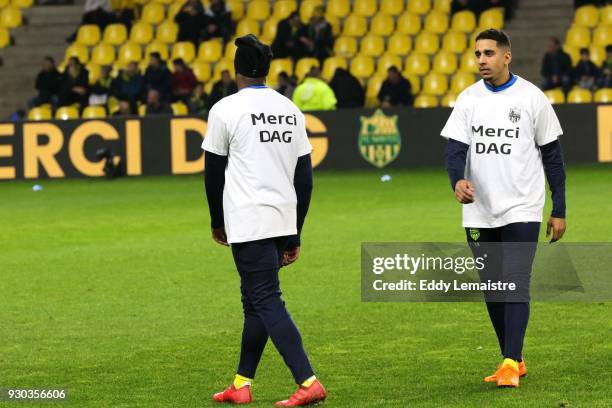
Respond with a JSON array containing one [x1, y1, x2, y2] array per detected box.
[[329, 67, 365, 108], [111, 61, 143, 104], [300, 6, 334, 65], [145, 89, 172, 115], [110, 0, 136, 30], [276, 71, 296, 99], [208, 70, 238, 107], [378, 66, 413, 108], [58, 57, 89, 109], [171, 58, 198, 102], [292, 67, 337, 111], [203, 0, 233, 44], [143, 52, 172, 101], [573, 48, 600, 90], [113, 99, 137, 116], [599, 45, 612, 89], [541, 37, 573, 94], [29, 56, 60, 108], [89, 65, 113, 106], [451, 0, 483, 15], [188, 83, 209, 117], [175, 0, 207, 46], [271, 12, 305, 60], [66, 0, 113, 43]]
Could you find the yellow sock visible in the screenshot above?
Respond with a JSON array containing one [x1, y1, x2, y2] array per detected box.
[[301, 375, 316, 387], [233, 374, 253, 389], [502, 358, 519, 370]]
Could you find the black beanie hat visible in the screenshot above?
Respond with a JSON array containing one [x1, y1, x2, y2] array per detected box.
[[234, 34, 273, 78]]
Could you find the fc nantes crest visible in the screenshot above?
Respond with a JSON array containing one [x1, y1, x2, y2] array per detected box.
[[358, 109, 401, 168]]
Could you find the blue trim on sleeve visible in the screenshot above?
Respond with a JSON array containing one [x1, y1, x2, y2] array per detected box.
[[484, 73, 517, 92]]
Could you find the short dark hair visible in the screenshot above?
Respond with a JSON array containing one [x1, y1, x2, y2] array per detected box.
[[150, 52, 161, 61], [387, 66, 400, 74], [550, 37, 561, 46], [606, 45, 612, 53], [579, 47, 589, 55], [173, 58, 185, 66], [475, 29, 511, 49]]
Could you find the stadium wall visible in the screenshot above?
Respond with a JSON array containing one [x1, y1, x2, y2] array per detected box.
[[0, 105, 609, 180]]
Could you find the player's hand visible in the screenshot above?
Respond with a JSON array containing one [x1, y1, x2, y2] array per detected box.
[[546, 217, 566, 242], [454, 179, 475, 204], [282, 246, 300, 267], [211, 227, 229, 246]]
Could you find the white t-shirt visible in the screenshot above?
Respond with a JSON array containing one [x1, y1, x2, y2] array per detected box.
[[440, 75, 563, 228], [202, 86, 312, 243]]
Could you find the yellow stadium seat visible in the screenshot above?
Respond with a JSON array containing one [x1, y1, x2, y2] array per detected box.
[[359, 35, 385, 57], [267, 58, 293, 87], [82, 106, 107, 119], [172, 102, 189, 116], [441, 92, 458, 107], [396, 12, 421, 35], [387, 34, 412, 55], [423, 72, 448, 96], [86, 63, 100, 84], [171, 41, 196, 63], [91, 44, 116, 65], [138, 103, 146, 116], [0, 0, 9, 6], [544, 88, 566, 104], [295, 57, 320, 81], [424, 11, 449, 34], [236, 19, 261, 37], [55, 106, 79, 120], [479, 8, 504, 30], [212, 59, 235, 81], [376, 53, 403, 76], [469, 30, 480, 48], [432, 51, 458, 74], [326, 0, 350, 18], [0, 27, 9, 48], [342, 14, 368, 37], [0, 6, 22, 28], [450, 72, 475, 93], [451, 10, 476, 33], [130, 22, 153, 45], [65, 43, 89, 64], [574, 5, 599, 28], [414, 94, 438, 108], [405, 74, 421, 93], [198, 39, 222, 62], [565, 26, 591, 48], [261, 17, 278, 44], [415, 31, 440, 54], [563, 44, 580, 65], [227, 0, 245, 20], [459, 51, 479, 74], [602, 5, 612, 25], [156, 20, 178, 44], [380, 0, 404, 16], [434, 0, 452, 14], [365, 75, 385, 108], [191, 61, 211, 82], [102, 23, 127, 45], [246, 0, 270, 21], [404, 53, 430, 76], [592, 26, 611, 47], [350, 55, 375, 79], [567, 87, 593, 103], [327, 15, 341, 36], [117, 42, 142, 64], [408, 0, 431, 15], [76, 24, 101, 46], [224, 40, 237, 60], [273, 0, 297, 20], [594, 88, 612, 103], [322, 56, 348, 81], [442, 31, 467, 53], [142, 2, 165, 25], [353, 0, 378, 17], [590, 46, 606, 66], [12, 0, 34, 8], [151, 0, 173, 4], [299, 0, 323, 23], [28, 107, 52, 121], [333, 36, 358, 57], [167, 1, 186, 20], [145, 42, 169, 61], [369, 13, 395, 36]]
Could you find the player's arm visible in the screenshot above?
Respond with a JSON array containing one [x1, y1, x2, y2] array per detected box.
[[283, 154, 313, 266], [540, 140, 567, 242], [204, 151, 229, 246], [446, 139, 474, 204]]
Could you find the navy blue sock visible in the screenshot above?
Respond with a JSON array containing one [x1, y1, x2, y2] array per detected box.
[[504, 302, 530, 361], [485, 302, 506, 356]]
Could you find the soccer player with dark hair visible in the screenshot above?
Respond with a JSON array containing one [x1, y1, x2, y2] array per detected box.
[[441, 29, 567, 387], [203, 34, 326, 406]]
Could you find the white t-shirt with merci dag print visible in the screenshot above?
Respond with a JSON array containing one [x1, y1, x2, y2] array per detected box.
[[202, 85, 312, 244], [440, 75, 563, 228]]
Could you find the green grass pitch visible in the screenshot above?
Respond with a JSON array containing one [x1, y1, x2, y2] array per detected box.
[[1, 165, 610, 407]]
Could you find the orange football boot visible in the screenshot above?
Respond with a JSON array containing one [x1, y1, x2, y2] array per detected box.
[[484, 360, 527, 382], [212, 385, 252, 404], [274, 380, 327, 407], [496, 363, 520, 387]]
